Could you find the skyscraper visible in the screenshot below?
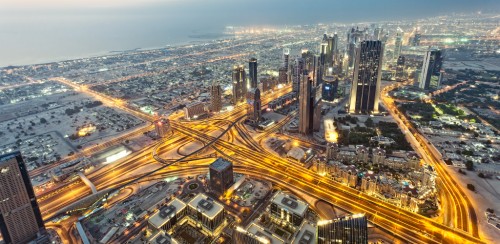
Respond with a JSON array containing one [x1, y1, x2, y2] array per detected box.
[[419, 49, 443, 90], [232, 65, 246, 104], [292, 57, 305, 95], [249, 58, 258, 89], [209, 158, 234, 195], [374, 27, 383, 40], [210, 81, 222, 112], [278, 66, 288, 85], [246, 88, 261, 123], [322, 75, 338, 102], [320, 36, 329, 67], [302, 50, 319, 86], [317, 215, 368, 244], [347, 27, 367, 68], [412, 33, 421, 46], [0, 152, 45, 244], [394, 28, 403, 60], [396, 56, 406, 82], [321, 33, 339, 69], [313, 100, 322, 132], [282, 48, 290, 71], [299, 70, 314, 135], [348, 40, 383, 114], [331, 33, 339, 65]]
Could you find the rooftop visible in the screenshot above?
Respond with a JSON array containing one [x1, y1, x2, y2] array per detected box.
[[148, 198, 187, 229], [271, 191, 308, 217], [149, 231, 178, 244], [188, 193, 224, 219], [292, 221, 316, 244], [246, 222, 285, 244], [0, 151, 20, 163], [209, 158, 232, 172]]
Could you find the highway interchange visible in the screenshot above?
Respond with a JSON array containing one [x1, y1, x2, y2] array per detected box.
[[35, 78, 484, 244]]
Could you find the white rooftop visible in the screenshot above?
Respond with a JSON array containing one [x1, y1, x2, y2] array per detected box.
[[271, 191, 308, 217], [149, 198, 187, 229], [246, 222, 285, 244], [188, 193, 224, 219], [149, 230, 179, 244], [287, 147, 305, 161], [292, 221, 316, 244]]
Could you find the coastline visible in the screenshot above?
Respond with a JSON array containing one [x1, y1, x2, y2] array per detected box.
[[0, 33, 231, 69]]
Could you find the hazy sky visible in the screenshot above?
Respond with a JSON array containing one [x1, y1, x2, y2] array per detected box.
[[2, 0, 499, 23], [0, 0, 499, 66]]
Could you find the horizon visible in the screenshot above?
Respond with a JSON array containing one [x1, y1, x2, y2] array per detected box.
[[1, 0, 500, 66]]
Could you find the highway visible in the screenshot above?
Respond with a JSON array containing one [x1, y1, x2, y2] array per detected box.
[[36, 85, 291, 219], [35, 75, 483, 244], [170, 119, 484, 244], [381, 81, 479, 238]]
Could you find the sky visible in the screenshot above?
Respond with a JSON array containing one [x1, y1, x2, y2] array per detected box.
[[0, 0, 499, 66], [2, 0, 500, 23]]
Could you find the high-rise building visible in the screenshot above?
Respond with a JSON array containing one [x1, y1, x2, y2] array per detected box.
[[347, 27, 367, 68], [260, 76, 276, 93], [187, 193, 225, 235], [249, 58, 258, 89], [148, 198, 187, 231], [394, 28, 403, 60], [347, 42, 357, 68], [320, 36, 329, 68], [396, 56, 406, 82], [210, 81, 223, 113], [0, 152, 45, 244], [292, 57, 305, 95], [374, 27, 383, 40], [322, 75, 338, 102], [155, 118, 171, 138], [317, 214, 368, 244], [419, 49, 443, 90], [299, 70, 314, 135], [209, 158, 234, 195], [331, 33, 339, 65], [321, 34, 336, 68], [246, 88, 261, 123], [232, 65, 246, 104], [278, 66, 288, 85], [302, 50, 319, 86], [269, 191, 308, 228], [348, 40, 383, 114], [283, 48, 290, 71], [412, 33, 421, 46], [313, 100, 322, 132]]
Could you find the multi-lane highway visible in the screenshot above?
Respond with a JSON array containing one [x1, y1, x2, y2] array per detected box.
[[172, 119, 483, 244], [381, 81, 478, 238]]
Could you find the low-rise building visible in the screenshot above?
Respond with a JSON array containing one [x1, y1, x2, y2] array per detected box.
[[184, 101, 206, 120]]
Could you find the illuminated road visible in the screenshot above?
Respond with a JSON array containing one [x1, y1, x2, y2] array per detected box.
[[36, 84, 291, 221], [171, 119, 484, 244], [380, 81, 479, 238], [34, 74, 482, 244]]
